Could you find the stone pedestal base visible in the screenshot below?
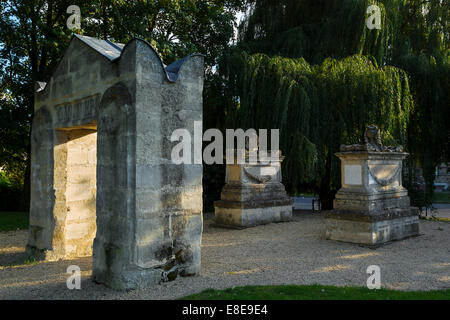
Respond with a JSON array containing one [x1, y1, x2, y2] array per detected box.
[[325, 207, 420, 245], [215, 199, 293, 228]]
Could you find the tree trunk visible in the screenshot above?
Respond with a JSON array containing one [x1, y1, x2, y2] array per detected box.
[[318, 152, 337, 210]]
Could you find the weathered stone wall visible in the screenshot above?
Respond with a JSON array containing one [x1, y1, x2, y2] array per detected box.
[[28, 36, 120, 260], [325, 149, 419, 245], [92, 80, 137, 289], [92, 41, 204, 288], [28, 107, 54, 257], [333, 152, 410, 212], [28, 36, 204, 289], [65, 130, 97, 257], [93, 41, 204, 288], [215, 153, 293, 228]]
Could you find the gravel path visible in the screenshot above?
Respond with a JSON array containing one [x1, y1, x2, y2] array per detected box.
[[0, 212, 449, 300]]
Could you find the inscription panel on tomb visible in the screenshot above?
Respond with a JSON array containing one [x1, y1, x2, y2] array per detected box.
[[55, 94, 100, 127]]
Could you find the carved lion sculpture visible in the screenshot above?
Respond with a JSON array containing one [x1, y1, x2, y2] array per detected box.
[[339, 125, 404, 152], [364, 125, 383, 152]]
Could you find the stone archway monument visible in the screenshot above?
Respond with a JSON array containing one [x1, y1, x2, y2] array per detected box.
[[27, 35, 204, 289]]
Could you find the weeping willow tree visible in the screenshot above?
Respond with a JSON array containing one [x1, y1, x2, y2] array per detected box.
[[400, 54, 450, 207], [237, 0, 393, 64], [205, 0, 448, 209], [221, 52, 412, 208], [392, 1, 450, 208]]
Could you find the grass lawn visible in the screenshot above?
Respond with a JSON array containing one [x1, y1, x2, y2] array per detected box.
[[181, 285, 450, 300], [421, 217, 450, 222], [0, 211, 29, 232], [434, 192, 450, 203]]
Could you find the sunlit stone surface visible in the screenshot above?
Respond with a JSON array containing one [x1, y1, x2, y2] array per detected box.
[[325, 126, 419, 245], [214, 151, 293, 228], [27, 35, 204, 289]]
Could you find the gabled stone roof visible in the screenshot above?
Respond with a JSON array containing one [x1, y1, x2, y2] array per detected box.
[[74, 34, 124, 61], [37, 34, 203, 92], [74, 34, 202, 82]]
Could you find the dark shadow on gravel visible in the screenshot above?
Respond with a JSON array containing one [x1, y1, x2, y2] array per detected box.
[[0, 251, 28, 267]]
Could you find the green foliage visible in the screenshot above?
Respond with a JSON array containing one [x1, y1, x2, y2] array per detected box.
[[1, 0, 448, 211], [0, 0, 244, 209], [238, 0, 391, 64], [0, 211, 29, 231], [221, 52, 413, 200], [181, 284, 450, 300], [390, 0, 450, 205], [79, 0, 245, 66], [0, 169, 24, 211], [210, 0, 449, 206], [401, 54, 450, 204], [433, 192, 450, 204]]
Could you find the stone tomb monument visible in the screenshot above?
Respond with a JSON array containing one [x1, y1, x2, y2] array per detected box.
[[28, 35, 204, 289], [325, 125, 420, 245], [214, 144, 293, 228]]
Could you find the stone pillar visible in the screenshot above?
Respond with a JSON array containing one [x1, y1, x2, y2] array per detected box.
[[92, 42, 205, 290], [214, 151, 293, 228], [325, 126, 419, 245], [27, 107, 55, 259]]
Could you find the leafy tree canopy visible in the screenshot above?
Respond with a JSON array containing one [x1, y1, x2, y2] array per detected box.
[[0, 0, 244, 209], [207, 0, 449, 207]]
